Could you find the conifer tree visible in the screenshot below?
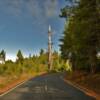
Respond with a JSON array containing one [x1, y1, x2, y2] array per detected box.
[[60, 0, 100, 73]]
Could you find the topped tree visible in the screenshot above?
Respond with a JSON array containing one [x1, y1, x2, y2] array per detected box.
[[48, 25, 53, 71]]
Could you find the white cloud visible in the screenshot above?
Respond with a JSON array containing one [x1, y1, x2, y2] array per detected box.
[[6, 54, 16, 62], [44, 0, 58, 18], [27, 0, 40, 16], [0, 0, 59, 36], [1, 0, 59, 19], [2, 0, 22, 16]]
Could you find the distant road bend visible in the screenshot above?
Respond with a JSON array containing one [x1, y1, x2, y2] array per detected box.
[[0, 73, 95, 100]]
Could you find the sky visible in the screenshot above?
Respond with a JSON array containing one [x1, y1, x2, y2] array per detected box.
[[0, 0, 66, 61]]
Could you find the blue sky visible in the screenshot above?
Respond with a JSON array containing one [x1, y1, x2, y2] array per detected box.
[[0, 0, 66, 61]]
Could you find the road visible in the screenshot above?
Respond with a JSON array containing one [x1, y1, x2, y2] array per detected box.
[[0, 73, 95, 100]]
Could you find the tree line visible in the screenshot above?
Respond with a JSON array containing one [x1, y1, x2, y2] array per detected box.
[[59, 0, 100, 73], [0, 49, 48, 77]]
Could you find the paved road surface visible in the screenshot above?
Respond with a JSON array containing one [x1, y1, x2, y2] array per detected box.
[[0, 73, 95, 100]]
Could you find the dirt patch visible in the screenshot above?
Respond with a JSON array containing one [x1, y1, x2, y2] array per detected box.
[[64, 71, 100, 100]]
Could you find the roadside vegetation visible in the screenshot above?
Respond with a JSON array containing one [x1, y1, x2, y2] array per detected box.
[[0, 48, 65, 91], [0, 49, 48, 90], [0, 0, 100, 97], [59, 0, 100, 95]]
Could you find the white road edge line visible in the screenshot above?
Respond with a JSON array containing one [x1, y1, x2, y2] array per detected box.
[[60, 76, 93, 96], [0, 72, 47, 97], [63, 79, 86, 93], [0, 79, 29, 97]]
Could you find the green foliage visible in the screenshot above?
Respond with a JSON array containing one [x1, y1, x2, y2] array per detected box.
[[0, 48, 68, 78], [60, 0, 100, 73], [0, 49, 49, 79], [40, 49, 44, 56], [0, 50, 6, 61], [17, 50, 24, 64]]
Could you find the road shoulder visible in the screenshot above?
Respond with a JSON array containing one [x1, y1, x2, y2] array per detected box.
[[63, 78, 100, 100]]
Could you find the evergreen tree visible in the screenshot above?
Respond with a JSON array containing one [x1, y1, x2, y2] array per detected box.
[[60, 0, 100, 73], [40, 49, 44, 56], [0, 50, 6, 61], [17, 50, 24, 64]]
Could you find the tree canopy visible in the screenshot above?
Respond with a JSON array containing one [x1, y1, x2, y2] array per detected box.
[[17, 50, 24, 64], [60, 0, 100, 73]]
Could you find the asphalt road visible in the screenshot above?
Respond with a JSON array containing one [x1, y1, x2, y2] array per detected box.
[[0, 73, 96, 100]]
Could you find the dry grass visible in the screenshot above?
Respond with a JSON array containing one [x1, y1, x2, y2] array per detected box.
[[0, 72, 46, 94]]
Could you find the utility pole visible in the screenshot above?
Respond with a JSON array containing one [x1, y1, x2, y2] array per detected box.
[[48, 25, 53, 71]]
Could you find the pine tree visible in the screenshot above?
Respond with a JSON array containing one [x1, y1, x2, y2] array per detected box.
[[60, 0, 100, 73], [17, 50, 24, 64], [40, 49, 44, 56], [0, 50, 6, 61]]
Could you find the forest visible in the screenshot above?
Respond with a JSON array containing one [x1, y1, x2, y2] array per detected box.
[[0, 0, 100, 96], [59, 0, 100, 94]]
